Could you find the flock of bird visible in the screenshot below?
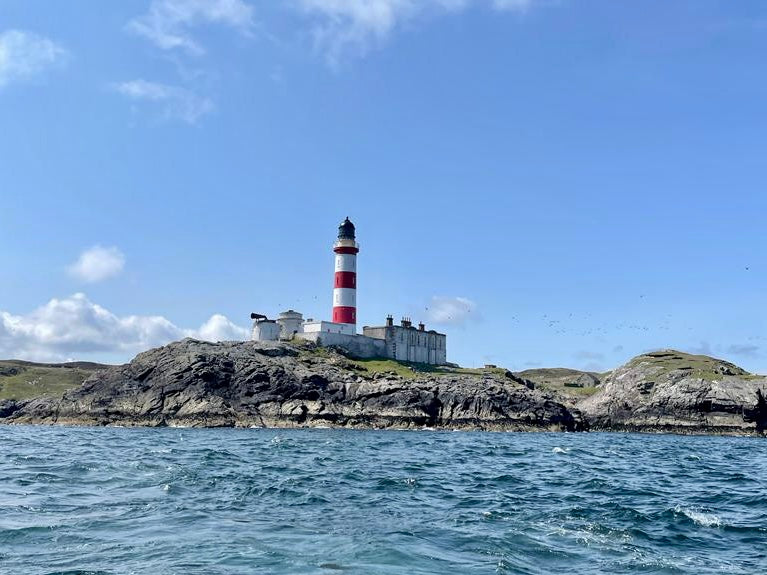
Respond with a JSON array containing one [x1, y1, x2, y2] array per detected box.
[[272, 265, 758, 336]]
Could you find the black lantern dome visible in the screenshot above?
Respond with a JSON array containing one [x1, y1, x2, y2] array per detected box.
[[338, 217, 356, 240]]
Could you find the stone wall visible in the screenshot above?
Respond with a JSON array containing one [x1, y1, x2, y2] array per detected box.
[[296, 332, 386, 359]]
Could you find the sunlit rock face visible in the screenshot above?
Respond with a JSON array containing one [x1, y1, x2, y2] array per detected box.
[[1, 339, 582, 432], [578, 350, 767, 435]]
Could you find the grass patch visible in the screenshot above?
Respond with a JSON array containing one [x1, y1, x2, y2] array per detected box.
[[567, 385, 600, 397], [348, 357, 509, 379], [296, 343, 331, 357], [351, 358, 418, 378], [630, 350, 750, 380], [0, 361, 102, 400]]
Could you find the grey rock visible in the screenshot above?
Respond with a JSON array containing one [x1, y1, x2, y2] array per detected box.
[[578, 350, 767, 435], [0, 366, 21, 377], [2, 339, 583, 432]]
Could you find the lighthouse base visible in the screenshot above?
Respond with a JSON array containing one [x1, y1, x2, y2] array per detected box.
[[302, 320, 355, 336]]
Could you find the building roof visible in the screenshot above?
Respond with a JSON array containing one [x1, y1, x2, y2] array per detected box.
[[364, 324, 446, 336]]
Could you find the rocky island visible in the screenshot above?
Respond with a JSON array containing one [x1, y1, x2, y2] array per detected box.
[[1, 340, 766, 435]]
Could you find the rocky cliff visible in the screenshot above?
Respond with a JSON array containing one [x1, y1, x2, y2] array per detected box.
[[578, 350, 767, 434], [0, 339, 583, 431], [2, 343, 765, 435]]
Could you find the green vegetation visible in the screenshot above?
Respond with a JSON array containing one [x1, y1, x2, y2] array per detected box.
[[566, 385, 600, 397], [296, 342, 331, 356], [0, 361, 102, 400], [348, 357, 508, 379], [351, 358, 418, 378], [630, 350, 750, 380], [518, 367, 599, 382], [516, 367, 604, 402]]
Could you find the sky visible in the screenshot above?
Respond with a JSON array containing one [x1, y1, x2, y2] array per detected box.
[[0, 0, 765, 373]]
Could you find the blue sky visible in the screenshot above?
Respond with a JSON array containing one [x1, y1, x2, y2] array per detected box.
[[1, 0, 765, 372]]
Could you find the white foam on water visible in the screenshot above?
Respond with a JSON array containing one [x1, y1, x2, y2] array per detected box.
[[674, 505, 722, 527], [543, 520, 631, 549], [552, 447, 569, 454]]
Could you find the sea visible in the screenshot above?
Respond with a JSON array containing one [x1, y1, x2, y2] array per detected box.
[[0, 426, 765, 574]]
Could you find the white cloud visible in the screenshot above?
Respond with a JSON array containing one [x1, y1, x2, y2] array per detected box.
[[112, 79, 213, 124], [197, 314, 251, 342], [425, 296, 478, 326], [128, 0, 255, 54], [0, 29, 67, 88], [0, 293, 249, 363], [68, 246, 126, 283], [295, 0, 534, 65]]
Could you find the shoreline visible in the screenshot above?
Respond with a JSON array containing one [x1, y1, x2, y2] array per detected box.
[[2, 419, 764, 437]]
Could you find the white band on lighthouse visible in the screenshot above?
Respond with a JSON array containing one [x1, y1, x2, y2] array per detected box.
[[333, 287, 356, 307], [335, 253, 356, 273]]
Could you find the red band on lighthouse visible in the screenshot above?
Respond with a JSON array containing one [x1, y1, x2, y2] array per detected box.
[[332, 306, 356, 324], [333, 246, 359, 255], [334, 271, 356, 289]]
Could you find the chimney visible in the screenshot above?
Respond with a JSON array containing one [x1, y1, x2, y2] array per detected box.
[[418, 322, 425, 331], [386, 315, 393, 327]]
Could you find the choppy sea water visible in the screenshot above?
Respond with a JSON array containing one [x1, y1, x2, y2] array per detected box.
[[1, 427, 765, 574]]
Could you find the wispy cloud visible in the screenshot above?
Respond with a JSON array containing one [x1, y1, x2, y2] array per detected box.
[[0, 293, 249, 363], [686, 341, 761, 362], [128, 0, 255, 54], [112, 79, 214, 124], [425, 296, 478, 326], [492, 0, 533, 9], [725, 344, 760, 358], [68, 246, 126, 283], [688, 341, 713, 356], [295, 0, 535, 66], [574, 350, 605, 361], [0, 29, 68, 89]]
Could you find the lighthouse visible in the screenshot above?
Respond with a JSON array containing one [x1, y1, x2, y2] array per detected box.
[[251, 215, 447, 364], [332, 217, 358, 330]]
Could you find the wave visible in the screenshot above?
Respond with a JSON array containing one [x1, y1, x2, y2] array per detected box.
[[674, 505, 722, 528]]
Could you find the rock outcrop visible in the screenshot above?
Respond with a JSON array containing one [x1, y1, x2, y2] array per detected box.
[[578, 350, 767, 435], [0, 339, 584, 431], [3, 343, 765, 435]]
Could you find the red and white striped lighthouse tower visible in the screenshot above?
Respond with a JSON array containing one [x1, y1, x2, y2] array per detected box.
[[332, 217, 359, 329]]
